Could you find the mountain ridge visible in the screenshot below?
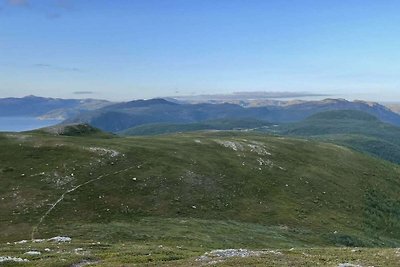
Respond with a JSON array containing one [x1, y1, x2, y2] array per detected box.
[[66, 98, 400, 132], [0, 95, 112, 119]]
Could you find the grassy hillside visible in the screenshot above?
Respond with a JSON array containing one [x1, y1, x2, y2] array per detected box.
[[1, 130, 400, 265], [268, 110, 400, 164], [119, 119, 271, 136]]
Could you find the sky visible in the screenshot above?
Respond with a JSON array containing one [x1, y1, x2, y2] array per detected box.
[[1, 0, 400, 101]]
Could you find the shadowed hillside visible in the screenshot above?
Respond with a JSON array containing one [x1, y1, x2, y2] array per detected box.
[[269, 110, 400, 164]]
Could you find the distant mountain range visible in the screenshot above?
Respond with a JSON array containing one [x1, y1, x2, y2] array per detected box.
[[1, 96, 400, 134], [0, 95, 111, 119], [67, 98, 400, 132], [169, 91, 330, 105]]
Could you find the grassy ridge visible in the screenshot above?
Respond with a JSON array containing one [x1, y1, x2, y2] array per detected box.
[[2, 130, 400, 265], [1, 131, 400, 244]]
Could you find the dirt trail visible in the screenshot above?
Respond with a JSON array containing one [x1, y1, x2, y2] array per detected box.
[[31, 166, 134, 240]]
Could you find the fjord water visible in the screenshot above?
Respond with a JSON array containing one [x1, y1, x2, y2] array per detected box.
[[0, 117, 61, 132]]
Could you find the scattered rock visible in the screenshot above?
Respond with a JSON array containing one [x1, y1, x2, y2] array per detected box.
[[214, 140, 243, 151], [71, 259, 100, 267], [0, 256, 29, 263], [257, 158, 274, 168], [247, 143, 272, 156], [87, 147, 120, 158], [48, 236, 72, 243], [196, 249, 282, 264], [24, 251, 41, 255], [338, 263, 363, 267], [74, 248, 85, 255], [14, 240, 28, 244]]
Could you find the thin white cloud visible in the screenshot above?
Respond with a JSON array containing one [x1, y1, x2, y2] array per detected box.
[[73, 91, 94, 95], [55, 0, 74, 10], [7, 0, 29, 7], [32, 63, 82, 72], [49, 0, 74, 19], [5, 0, 74, 19]]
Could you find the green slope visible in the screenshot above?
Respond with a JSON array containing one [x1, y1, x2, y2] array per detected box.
[[2, 130, 400, 265], [2, 131, 400, 243], [268, 110, 400, 164], [33, 123, 114, 138], [118, 118, 271, 136]]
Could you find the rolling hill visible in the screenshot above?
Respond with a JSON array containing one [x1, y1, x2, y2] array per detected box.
[[269, 110, 400, 164], [1, 129, 400, 265], [34, 123, 114, 138]]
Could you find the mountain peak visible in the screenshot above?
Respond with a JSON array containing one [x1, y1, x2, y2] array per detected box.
[[131, 98, 177, 105], [107, 98, 178, 109], [23, 95, 47, 100]]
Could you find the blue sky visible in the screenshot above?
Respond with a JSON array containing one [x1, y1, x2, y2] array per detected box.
[[0, 0, 400, 101]]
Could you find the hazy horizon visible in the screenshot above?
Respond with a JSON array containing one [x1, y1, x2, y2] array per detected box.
[[1, 91, 399, 104]]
